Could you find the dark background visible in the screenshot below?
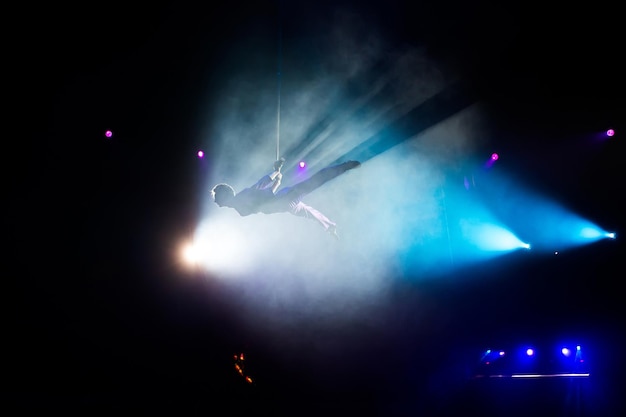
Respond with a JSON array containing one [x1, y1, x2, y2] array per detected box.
[[8, 1, 624, 415]]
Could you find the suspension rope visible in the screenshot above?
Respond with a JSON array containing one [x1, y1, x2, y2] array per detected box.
[[275, 24, 282, 161]]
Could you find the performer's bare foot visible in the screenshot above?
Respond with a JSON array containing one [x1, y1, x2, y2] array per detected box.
[[327, 225, 340, 240]]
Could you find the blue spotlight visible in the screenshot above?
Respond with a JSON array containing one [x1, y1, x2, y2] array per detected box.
[[481, 349, 506, 364], [580, 227, 603, 239], [570, 222, 616, 245], [526, 348, 534, 356], [463, 222, 528, 252], [575, 345, 584, 363], [561, 347, 572, 357]]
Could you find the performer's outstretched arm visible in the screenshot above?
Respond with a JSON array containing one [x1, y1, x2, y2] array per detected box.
[[282, 160, 360, 197]]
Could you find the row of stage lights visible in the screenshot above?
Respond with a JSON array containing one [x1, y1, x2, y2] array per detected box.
[[103, 127, 617, 177], [482, 345, 583, 363], [475, 344, 589, 378]]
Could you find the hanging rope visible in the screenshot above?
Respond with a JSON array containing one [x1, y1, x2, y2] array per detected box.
[[275, 25, 282, 161]]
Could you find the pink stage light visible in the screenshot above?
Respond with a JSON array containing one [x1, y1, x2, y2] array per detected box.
[[484, 152, 499, 168], [105, 130, 113, 138], [606, 128, 615, 137], [197, 150, 204, 158]]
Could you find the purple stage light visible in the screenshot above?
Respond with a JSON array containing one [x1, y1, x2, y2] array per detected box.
[[299, 161, 306, 168], [607, 128, 615, 137], [484, 152, 499, 169], [105, 130, 113, 138], [197, 150, 204, 158]]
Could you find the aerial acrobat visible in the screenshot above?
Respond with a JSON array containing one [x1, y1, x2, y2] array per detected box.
[[210, 157, 361, 239]]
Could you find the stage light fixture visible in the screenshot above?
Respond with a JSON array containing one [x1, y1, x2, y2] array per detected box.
[[480, 349, 507, 364], [484, 152, 499, 168]]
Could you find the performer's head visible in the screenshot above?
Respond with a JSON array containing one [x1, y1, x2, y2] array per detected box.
[[211, 183, 235, 207]]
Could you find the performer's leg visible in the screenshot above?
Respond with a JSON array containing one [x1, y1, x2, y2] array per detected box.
[[289, 201, 337, 231]]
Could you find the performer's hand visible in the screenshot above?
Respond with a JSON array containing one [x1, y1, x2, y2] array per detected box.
[[274, 157, 285, 171]]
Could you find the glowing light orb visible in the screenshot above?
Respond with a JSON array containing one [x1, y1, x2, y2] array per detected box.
[[607, 129, 615, 137], [484, 152, 499, 168], [197, 150, 204, 158], [181, 243, 200, 265], [105, 130, 113, 138], [526, 348, 534, 356], [299, 161, 306, 168]]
